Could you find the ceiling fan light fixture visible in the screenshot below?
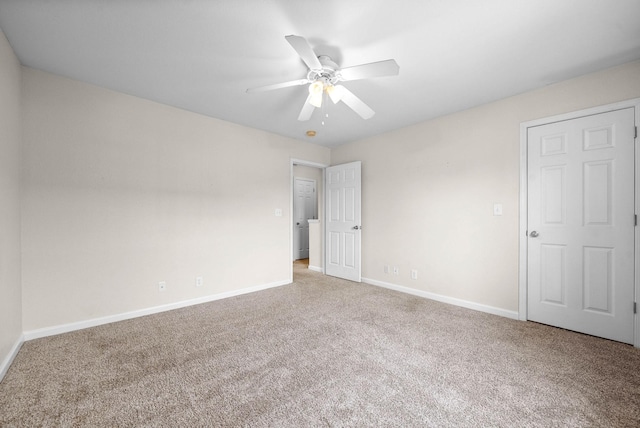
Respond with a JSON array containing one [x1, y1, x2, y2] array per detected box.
[[326, 84, 346, 104], [309, 93, 323, 108], [308, 80, 323, 94], [308, 80, 324, 108]]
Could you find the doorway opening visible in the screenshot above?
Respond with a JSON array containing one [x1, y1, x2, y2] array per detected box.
[[290, 159, 328, 283], [293, 176, 317, 262]]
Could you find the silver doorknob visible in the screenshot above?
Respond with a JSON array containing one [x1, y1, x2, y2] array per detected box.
[[352, 225, 361, 230], [530, 231, 539, 237], [296, 222, 300, 226]]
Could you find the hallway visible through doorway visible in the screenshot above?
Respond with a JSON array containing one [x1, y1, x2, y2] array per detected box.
[[293, 258, 309, 279]]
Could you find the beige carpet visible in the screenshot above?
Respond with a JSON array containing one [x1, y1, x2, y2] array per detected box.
[[1, 263, 639, 427]]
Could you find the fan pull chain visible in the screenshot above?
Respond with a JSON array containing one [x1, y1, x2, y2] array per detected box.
[[321, 91, 328, 126]]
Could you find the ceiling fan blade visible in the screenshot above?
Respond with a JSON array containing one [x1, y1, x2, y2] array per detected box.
[[337, 86, 375, 120], [339, 59, 399, 82], [246, 78, 309, 93], [285, 35, 322, 70], [298, 95, 315, 121]]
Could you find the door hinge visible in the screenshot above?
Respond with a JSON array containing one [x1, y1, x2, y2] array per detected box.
[[634, 302, 637, 314], [636, 214, 638, 226], [635, 126, 638, 139]]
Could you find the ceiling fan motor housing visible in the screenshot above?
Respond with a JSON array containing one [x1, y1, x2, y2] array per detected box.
[[307, 55, 341, 85]]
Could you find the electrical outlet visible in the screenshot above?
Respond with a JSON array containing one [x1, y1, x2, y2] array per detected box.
[[158, 281, 166, 292], [393, 266, 399, 275], [196, 276, 203, 287], [384, 265, 390, 274], [411, 269, 418, 280]]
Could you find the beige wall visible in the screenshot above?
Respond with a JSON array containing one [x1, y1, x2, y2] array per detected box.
[[331, 60, 640, 312], [21, 68, 330, 331], [11, 54, 640, 334], [0, 29, 23, 368]]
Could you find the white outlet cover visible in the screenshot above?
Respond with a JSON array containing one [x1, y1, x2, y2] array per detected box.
[[196, 276, 203, 287], [275, 208, 282, 217], [158, 281, 166, 291]]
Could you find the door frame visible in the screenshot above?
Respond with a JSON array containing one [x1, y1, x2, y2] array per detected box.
[[289, 158, 329, 283], [518, 98, 640, 347]]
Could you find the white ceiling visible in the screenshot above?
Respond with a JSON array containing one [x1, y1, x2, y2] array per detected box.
[[1, 0, 639, 147]]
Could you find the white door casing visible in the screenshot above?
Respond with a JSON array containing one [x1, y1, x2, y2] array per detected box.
[[325, 161, 361, 282], [293, 177, 316, 260], [524, 106, 636, 344]]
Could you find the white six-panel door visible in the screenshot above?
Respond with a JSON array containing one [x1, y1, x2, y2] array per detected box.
[[325, 161, 361, 282], [527, 108, 635, 344]]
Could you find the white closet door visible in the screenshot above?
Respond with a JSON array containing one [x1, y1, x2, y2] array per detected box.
[[527, 108, 635, 344]]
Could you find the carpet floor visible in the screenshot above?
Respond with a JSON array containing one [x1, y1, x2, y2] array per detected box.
[[1, 262, 639, 427]]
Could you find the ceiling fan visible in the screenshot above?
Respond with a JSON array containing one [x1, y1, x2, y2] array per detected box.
[[246, 35, 399, 121]]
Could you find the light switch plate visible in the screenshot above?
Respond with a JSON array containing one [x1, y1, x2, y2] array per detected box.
[[493, 203, 503, 216]]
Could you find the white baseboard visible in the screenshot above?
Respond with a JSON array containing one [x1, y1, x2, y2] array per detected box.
[[23, 279, 291, 341], [0, 334, 24, 382], [308, 265, 322, 273], [362, 277, 519, 320], [19, 275, 517, 352]]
